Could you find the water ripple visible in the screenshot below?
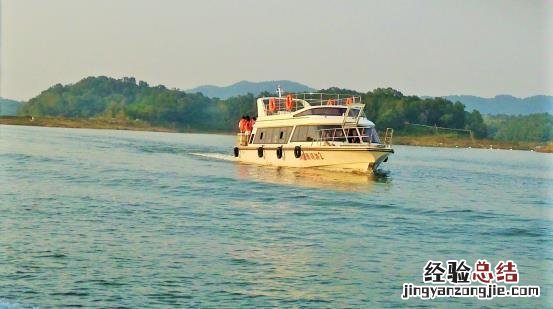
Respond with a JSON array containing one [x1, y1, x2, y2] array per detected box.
[[1, 125, 551, 308]]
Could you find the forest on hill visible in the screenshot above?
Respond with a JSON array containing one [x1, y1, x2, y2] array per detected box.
[[18, 76, 552, 142]]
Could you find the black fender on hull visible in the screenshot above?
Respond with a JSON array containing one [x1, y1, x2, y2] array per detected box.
[[294, 146, 301, 158]]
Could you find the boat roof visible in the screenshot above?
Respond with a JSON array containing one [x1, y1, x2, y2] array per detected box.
[[253, 92, 376, 127], [257, 92, 364, 117]]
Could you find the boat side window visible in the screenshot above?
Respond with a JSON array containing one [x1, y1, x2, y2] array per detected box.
[[252, 129, 265, 144], [252, 127, 293, 144], [262, 128, 274, 144], [294, 107, 346, 117], [305, 126, 319, 142], [278, 127, 293, 143], [291, 126, 308, 142], [270, 128, 280, 144]]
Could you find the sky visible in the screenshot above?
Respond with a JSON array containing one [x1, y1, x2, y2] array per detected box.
[[1, 0, 552, 101]]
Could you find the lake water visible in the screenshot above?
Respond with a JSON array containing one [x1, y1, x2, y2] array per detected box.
[[1, 125, 552, 308]]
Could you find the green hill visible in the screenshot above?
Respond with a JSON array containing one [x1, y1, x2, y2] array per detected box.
[[484, 113, 553, 142], [187, 80, 315, 99], [443, 95, 553, 115], [19, 76, 256, 131], [0, 98, 22, 116], [17, 76, 552, 142], [18, 76, 486, 137]]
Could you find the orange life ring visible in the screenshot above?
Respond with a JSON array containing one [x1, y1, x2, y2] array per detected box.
[[345, 97, 353, 105], [326, 99, 335, 106], [268, 97, 276, 112], [285, 95, 293, 111]]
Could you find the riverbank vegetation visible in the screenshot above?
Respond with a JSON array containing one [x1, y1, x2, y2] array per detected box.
[[11, 76, 552, 151], [3, 116, 551, 152], [0, 115, 175, 132]]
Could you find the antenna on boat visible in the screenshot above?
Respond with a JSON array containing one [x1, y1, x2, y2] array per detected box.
[[277, 85, 282, 98]]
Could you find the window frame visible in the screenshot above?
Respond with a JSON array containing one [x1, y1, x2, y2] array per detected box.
[[294, 107, 347, 117], [252, 126, 293, 144], [290, 125, 344, 142]]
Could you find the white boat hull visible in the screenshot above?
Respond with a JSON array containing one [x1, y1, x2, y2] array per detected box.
[[235, 145, 392, 173]]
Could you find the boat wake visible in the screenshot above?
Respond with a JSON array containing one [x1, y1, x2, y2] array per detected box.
[[190, 152, 238, 162]]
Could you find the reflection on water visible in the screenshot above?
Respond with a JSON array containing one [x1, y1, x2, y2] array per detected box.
[[234, 163, 388, 192], [191, 150, 389, 192], [190, 150, 391, 191]]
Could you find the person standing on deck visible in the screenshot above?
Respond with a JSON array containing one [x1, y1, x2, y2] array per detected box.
[[244, 116, 253, 145], [245, 116, 252, 137], [238, 116, 246, 133]]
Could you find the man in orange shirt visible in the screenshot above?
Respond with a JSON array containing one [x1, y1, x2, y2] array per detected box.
[[245, 116, 252, 134], [238, 116, 246, 133]]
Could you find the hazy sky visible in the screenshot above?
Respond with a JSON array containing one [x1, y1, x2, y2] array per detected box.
[[1, 0, 552, 100]]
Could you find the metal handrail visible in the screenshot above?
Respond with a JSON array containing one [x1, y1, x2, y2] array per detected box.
[[295, 93, 362, 105], [313, 127, 382, 146], [263, 97, 303, 115], [261, 93, 362, 115]]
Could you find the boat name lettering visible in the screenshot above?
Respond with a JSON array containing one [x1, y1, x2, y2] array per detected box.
[[300, 152, 324, 160]]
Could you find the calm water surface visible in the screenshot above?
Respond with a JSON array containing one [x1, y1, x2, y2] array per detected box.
[[1, 125, 552, 308]]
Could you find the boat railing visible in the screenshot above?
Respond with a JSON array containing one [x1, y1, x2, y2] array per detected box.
[[261, 93, 362, 115], [236, 132, 248, 146], [313, 126, 389, 147], [262, 96, 304, 115], [295, 93, 362, 106]]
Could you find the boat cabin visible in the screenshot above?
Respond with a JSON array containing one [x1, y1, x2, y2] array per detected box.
[[238, 93, 391, 147]]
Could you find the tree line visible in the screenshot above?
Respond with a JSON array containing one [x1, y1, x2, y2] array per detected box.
[[19, 76, 552, 142]]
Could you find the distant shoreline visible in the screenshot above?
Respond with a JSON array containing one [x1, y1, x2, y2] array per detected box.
[[2, 116, 551, 153]]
